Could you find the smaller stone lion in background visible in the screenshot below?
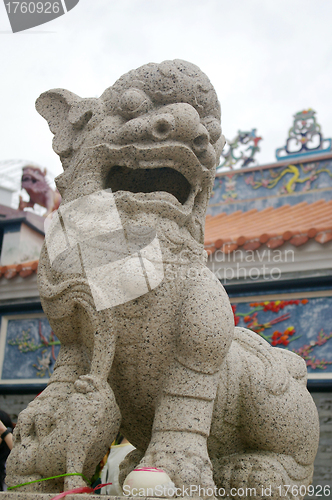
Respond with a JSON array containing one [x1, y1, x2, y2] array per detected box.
[[19, 166, 61, 216]]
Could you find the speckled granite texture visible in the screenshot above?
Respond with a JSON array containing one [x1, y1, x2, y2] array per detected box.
[[0, 495, 145, 500], [0, 495, 56, 500], [6, 60, 319, 499], [1, 495, 189, 500]]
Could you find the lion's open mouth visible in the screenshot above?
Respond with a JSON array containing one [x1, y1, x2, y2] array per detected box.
[[105, 165, 191, 205]]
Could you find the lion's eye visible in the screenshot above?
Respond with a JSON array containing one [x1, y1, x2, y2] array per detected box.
[[118, 89, 151, 119]]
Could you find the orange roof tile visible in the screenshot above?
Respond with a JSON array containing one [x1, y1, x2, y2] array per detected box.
[[1, 201, 331, 280], [204, 200, 332, 254], [0, 260, 39, 280]]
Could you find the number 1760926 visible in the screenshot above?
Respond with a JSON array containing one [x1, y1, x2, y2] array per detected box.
[[5, 2, 61, 14]]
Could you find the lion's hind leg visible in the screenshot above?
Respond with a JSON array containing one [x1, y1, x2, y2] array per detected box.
[[212, 452, 314, 500], [210, 327, 319, 500]]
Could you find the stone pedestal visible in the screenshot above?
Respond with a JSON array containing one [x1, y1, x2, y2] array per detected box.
[[0, 495, 174, 500], [1, 494, 127, 499], [0, 494, 104, 500]]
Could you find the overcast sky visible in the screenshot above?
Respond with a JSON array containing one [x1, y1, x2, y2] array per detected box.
[[1, 0, 332, 181]]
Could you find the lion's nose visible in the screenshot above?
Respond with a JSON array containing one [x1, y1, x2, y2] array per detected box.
[[149, 103, 210, 148], [150, 114, 175, 140]]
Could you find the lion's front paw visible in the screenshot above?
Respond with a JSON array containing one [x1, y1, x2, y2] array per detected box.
[[135, 431, 216, 497], [64, 473, 88, 491], [74, 374, 108, 393]]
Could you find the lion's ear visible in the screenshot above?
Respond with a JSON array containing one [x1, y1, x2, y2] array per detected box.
[[36, 89, 81, 160], [36, 88, 80, 135]]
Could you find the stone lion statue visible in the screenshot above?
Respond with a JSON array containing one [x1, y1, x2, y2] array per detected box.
[[7, 60, 319, 499]]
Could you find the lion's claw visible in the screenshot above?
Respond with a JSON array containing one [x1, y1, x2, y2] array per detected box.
[[137, 431, 216, 496]]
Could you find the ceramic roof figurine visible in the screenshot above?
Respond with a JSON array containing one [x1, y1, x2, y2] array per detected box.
[[18, 166, 61, 217], [6, 60, 319, 499]]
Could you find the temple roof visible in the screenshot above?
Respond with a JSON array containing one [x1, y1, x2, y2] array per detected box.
[[204, 199, 332, 254], [1, 200, 332, 278]]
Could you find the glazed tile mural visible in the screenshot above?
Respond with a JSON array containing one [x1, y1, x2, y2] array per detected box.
[[209, 159, 332, 215], [0, 314, 60, 384], [0, 298, 331, 384], [231, 295, 332, 379]]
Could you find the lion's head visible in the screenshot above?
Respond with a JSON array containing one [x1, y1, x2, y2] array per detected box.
[[36, 60, 224, 243]]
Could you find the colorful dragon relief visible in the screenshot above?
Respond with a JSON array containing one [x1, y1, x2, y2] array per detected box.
[[211, 161, 332, 203], [245, 163, 332, 195], [7, 60, 319, 499]]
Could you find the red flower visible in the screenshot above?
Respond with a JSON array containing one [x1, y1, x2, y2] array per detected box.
[[279, 335, 290, 346], [271, 330, 281, 345], [244, 316, 251, 323], [271, 326, 295, 346], [231, 304, 240, 326]]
